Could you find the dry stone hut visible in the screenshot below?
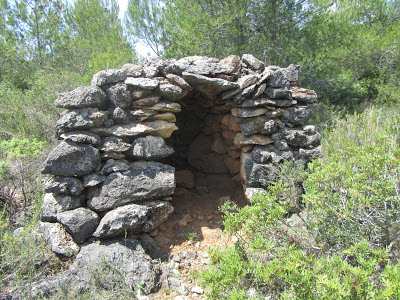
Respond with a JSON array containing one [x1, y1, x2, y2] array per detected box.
[[40, 54, 321, 254]]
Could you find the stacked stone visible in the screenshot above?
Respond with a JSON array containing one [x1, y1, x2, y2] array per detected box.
[[40, 54, 320, 256]]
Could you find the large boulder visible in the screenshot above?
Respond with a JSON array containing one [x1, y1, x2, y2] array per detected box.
[[93, 201, 174, 238], [31, 239, 157, 297], [88, 161, 175, 212], [42, 141, 101, 176]]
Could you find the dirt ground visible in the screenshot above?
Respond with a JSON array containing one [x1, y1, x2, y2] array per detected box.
[[148, 173, 248, 299]]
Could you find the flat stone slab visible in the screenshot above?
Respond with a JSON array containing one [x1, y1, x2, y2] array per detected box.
[[88, 161, 175, 212], [54, 86, 106, 109], [182, 72, 239, 97]]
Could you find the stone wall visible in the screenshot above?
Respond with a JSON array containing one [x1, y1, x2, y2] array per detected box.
[[40, 54, 321, 255]]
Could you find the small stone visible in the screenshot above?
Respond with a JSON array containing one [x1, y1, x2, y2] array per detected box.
[[83, 173, 106, 187], [60, 131, 101, 146], [166, 74, 193, 91], [105, 83, 132, 108], [231, 107, 267, 118], [242, 54, 265, 71], [237, 74, 259, 89], [100, 136, 131, 153], [191, 286, 204, 295], [132, 96, 160, 107], [253, 83, 266, 98]]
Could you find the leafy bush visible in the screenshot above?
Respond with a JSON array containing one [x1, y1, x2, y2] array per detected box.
[[200, 106, 400, 299]]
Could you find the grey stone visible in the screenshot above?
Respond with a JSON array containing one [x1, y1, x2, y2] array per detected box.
[[93, 201, 173, 238], [237, 74, 259, 89], [91, 69, 127, 86], [121, 63, 143, 77], [105, 82, 132, 108], [299, 146, 322, 161], [165, 56, 233, 76], [64, 239, 157, 294], [257, 69, 272, 85], [283, 127, 321, 148], [45, 176, 84, 196], [290, 87, 318, 104], [148, 102, 182, 112], [39, 222, 80, 257], [303, 125, 316, 133], [157, 83, 185, 101], [166, 73, 193, 91], [100, 159, 130, 175], [182, 72, 239, 98], [233, 133, 273, 147], [56, 108, 108, 135], [240, 98, 296, 108], [220, 88, 242, 100], [131, 136, 174, 160], [267, 70, 288, 88], [112, 107, 132, 124], [100, 136, 132, 153], [274, 139, 290, 151], [265, 86, 292, 99], [40, 193, 84, 222], [54, 86, 106, 109], [231, 107, 267, 118], [93, 120, 178, 139], [244, 187, 268, 202], [242, 54, 265, 71], [241, 154, 278, 188], [241, 83, 257, 98], [251, 145, 294, 164], [219, 55, 241, 73], [40, 193, 63, 222], [281, 106, 312, 126], [125, 77, 159, 90], [239, 116, 278, 136], [253, 83, 267, 98], [88, 161, 175, 212], [282, 64, 301, 86], [57, 208, 99, 244], [132, 96, 160, 107], [83, 173, 106, 187], [60, 131, 101, 146], [42, 141, 101, 176]]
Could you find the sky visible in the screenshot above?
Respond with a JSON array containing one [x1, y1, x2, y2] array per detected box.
[[118, 0, 156, 58]]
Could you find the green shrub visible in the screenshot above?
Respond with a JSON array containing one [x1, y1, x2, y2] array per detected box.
[[200, 106, 400, 299]]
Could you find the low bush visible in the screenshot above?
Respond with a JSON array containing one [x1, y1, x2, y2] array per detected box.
[[200, 106, 400, 299]]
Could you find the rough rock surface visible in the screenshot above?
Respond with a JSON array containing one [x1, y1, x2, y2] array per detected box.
[[88, 161, 175, 211], [57, 208, 99, 243], [131, 136, 174, 160], [42, 141, 100, 176], [54, 86, 106, 109], [39, 222, 80, 257], [31, 239, 157, 297], [93, 201, 173, 238]]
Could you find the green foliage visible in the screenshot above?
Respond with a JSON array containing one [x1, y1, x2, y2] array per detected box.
[[201, 106, 400, 299], [304, 107, 400, 250], [0, 138, 47, 160]]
